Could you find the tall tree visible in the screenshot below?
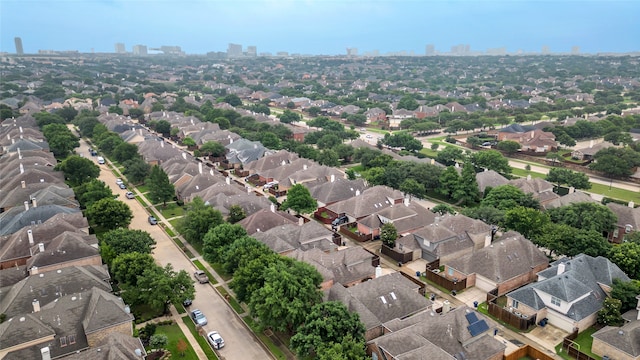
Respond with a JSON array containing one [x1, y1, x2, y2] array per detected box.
[[73, 179, 113, 208], [55, 155, 100, 186], [221, 236, 271, 275], [227, 204, 246, 223], [547, 202, 617, 234], [178, 197, 224, 247], [281, 184, 317, 214], [86, 198, 132, 229], [42, 123, 79, 157], [546, 168, 591, 190], [503, 207, 550, 240], [147, 165, 175, 206], [610, 279, 640, 312], [400, 178, 425, 199], [290, 302, 365, 358], [249, 259, 322, 333], [597, 298, 623, 326], [230, 252, 281, 303], [130, 264, 195, 314], [202, 223, 248, 264], [470, 150, 512, 176], [496, 140, 521, 154], [381, 223, 398, 248], [122, 158, 151, 184], [608, 242, 640, 280], [100, 228, 155, 265], [457, 162, 480, 205], [481, 185, 540, 210], [111, 252, 157, 286]]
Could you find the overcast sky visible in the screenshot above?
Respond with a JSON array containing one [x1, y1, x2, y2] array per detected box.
[[1, 0, 638, 55]]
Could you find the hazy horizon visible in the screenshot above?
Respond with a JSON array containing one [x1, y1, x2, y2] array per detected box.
[[1, 0, 639, 55]]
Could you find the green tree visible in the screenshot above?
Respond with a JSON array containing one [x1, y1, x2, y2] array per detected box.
[[111, 252, 157, 286], [42, 123, 79, 157], [431, 204, 456, 216], [610, 279, 640, 312], [129, 264, 195, 314], [221, 236, 271, 275], [400, 178, 425, 199], [317, 134, 342, 149], [471, 150, 512, 176], [73, 179, 113, 208], [457, 162, 480, 205], [122, 158, 151, 184], [86, 198, 132, 229], [307, 106, 321, 117], [546, 168, 591, 190], [547, 202, 617, 234], [545, 151, 563, 166], [147, 165, 175, 206], [481, 185, 539, 210], [227, 204, 246, 223], [154, 120, 171, 137], [178, 197, 224, 247], [608, 242, 640, 280], [100, 228, 155, 265], [290, 302, 365, 358], [438, 166, 462, 199], [496, 140, 521, 154], [55, 155, 100, 186], [462, 205, 505, 225], [281, 184, 317, 214], [502, 207, 550, 239], [318, 149, 340, 167], [202, 223, 248, 264], [316, 334, 367, 360], [76, 116, 100, 137], [222, 94, 242, 106], [108, 105, 123, 115], [230, 252, 281, 303], [57, 106, 78, 122], [199, 141, 226, 157], [149, 334, 169, 351], [597, 297, 623, 326], [34, 112, 66, 127], [397, 95, 419, 110], [249, 259, 322, 333], [381, 223, 397, 248], [279, 109, 302, 124], [112, 142, 140, 163]]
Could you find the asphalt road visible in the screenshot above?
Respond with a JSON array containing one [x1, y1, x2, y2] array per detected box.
[[73, 132, 270, 360]]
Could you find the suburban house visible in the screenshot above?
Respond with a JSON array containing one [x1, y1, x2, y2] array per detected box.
[[307, 178, 368, 208], [252, 221, 338, 255], [0, 287, 137, 360], [591, 317, 640, 360], [508, 177, 559, 206], [325, 272, 433, 341], [237, 205, 299, 235], [543, 191, 598, 210], [356, 200, 436, 239], [287, 246, 376, 290], [367, 306, 505, 360], [606, 202, 640, 244], [475, 170, 509, 194], [225, 138, 269, 166], [571, 141, 616, 161], [497, 124, 557, 153], [395, 214, 494, 264], [444, 231, 549, 295], [506, 254, 630, 333], [322, 185, 404, 225], [364, 107, 387, 123]]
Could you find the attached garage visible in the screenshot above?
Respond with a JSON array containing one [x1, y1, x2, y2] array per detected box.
[[474, 274, 497, 293], [545, 309, 576, 333]]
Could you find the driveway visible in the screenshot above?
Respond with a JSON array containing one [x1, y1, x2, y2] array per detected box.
[[74, 134, 271, 360]]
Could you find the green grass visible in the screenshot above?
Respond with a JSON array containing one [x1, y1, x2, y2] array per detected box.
[[180, 316, 219, 360], [159, 202, 185, 219], [137, 184, 150, 194], [589, 182, 640, 204], [244, 316, 287, 360], [555, 327, 600, 360], [192, 260, 218, 285], [216, 286, 245, 314], [154, 323, 199, 359], [164, 226, 176, 237], [209, 262, 232, 282], [169, 218, 183, 233], [172, 300, 187, 314], [511, 168, 547, 179], [131, 303, 164, 324]]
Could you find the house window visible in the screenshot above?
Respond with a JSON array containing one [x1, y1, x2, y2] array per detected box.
[[551, 296, 561, 306], [68, 335, 76, 345], [625, 225, 633, 233], [60, 337, 67, 347], [512, 300, 519, 309]]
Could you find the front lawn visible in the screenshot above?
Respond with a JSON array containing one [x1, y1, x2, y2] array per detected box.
[[159, 202, 185, 219], [181, 316, 219, 359], [153, 323, 198, 360]]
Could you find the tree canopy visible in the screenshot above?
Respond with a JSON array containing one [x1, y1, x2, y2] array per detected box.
[[55, 155, 100, 186], [281, 184, 317, 214], [202, 223, 248, 264], [86, 197, 132, 229], [178, 197, 224, 247], [545, 168, 591, 189], [470, 150, 512, 176], [547, 202, 617, 234], [147, 165, 175, 206]]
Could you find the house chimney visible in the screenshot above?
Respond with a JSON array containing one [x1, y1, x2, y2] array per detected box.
[[527, 174, 532, 181], [557, 262, 566, 275], [33, 299, 41, 313], [32, 197, 37, 208], [330, 174, 335, 182], [443, 300, 451, 313], [589, 140, 594, 148], [38, 243, 45, 253], [20, 163, 24, 174], [629, 201, 635, 208], [303, 164, 308, 170], [160, 141, 164, 148], [568, 187, 575, 194], [40, 346, 51, 360], [403, 196, 410, 206], [298, 217, 304, 226], [484, 234, 492, 248], [24, 201, 29, 211], [198, 162, 202, 174], [21, 180, 26, 188], [182, 152, 187, 160], [355, 189, 361, 196], [375, 265, 383, 278], [28, 229, 34, 245], [225, 177, 231, 185], [270, 204, 275, 213], [31, 266, 38, 275]]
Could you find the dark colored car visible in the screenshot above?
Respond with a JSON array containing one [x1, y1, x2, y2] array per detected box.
[[183, 298, 192, 307]]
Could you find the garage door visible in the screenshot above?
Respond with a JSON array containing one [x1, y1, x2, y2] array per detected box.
[[545, 309, 575, 332], [475, 274, 496, 293]]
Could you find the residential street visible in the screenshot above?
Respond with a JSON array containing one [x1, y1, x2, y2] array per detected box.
[[74, 132, 271, 360]]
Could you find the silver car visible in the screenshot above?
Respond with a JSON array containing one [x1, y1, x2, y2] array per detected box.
[[190, 309, 207, 326]]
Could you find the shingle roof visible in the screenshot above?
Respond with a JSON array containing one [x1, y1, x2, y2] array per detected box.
[[325, 185, 404, 219], [0, 204, 81, 236], [237, 208, 298, 234], [591, 321, 640, 357], [543, 191, 597, 210]]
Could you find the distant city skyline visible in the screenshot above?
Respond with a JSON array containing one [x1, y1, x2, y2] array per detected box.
[[1, 0, 639, 55]]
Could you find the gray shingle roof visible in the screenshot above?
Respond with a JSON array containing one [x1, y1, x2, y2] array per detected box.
[[591, 321, 640, 357], [0, 205, 81, 236]]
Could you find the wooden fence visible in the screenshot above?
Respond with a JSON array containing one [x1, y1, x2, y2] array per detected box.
[[381, 244, 413, 264], [561, 331, 599, 360], [487, 288, 536, 331], [399, 271, 427, 296], [423, 269, 467, 292], [503, 345, 555, 360]]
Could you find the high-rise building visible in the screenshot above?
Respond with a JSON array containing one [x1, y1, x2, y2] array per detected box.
[[346, 47, 358, 57], [14, 37, 24, 55], [541, 45, 550, 55], [115, 43, 126, 54], [132, 45, 148, 55], [246, 46, 257, 57], [425, 44, 435, 56], [227, 43, 243, 58], [571, 46, 580, 55]]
